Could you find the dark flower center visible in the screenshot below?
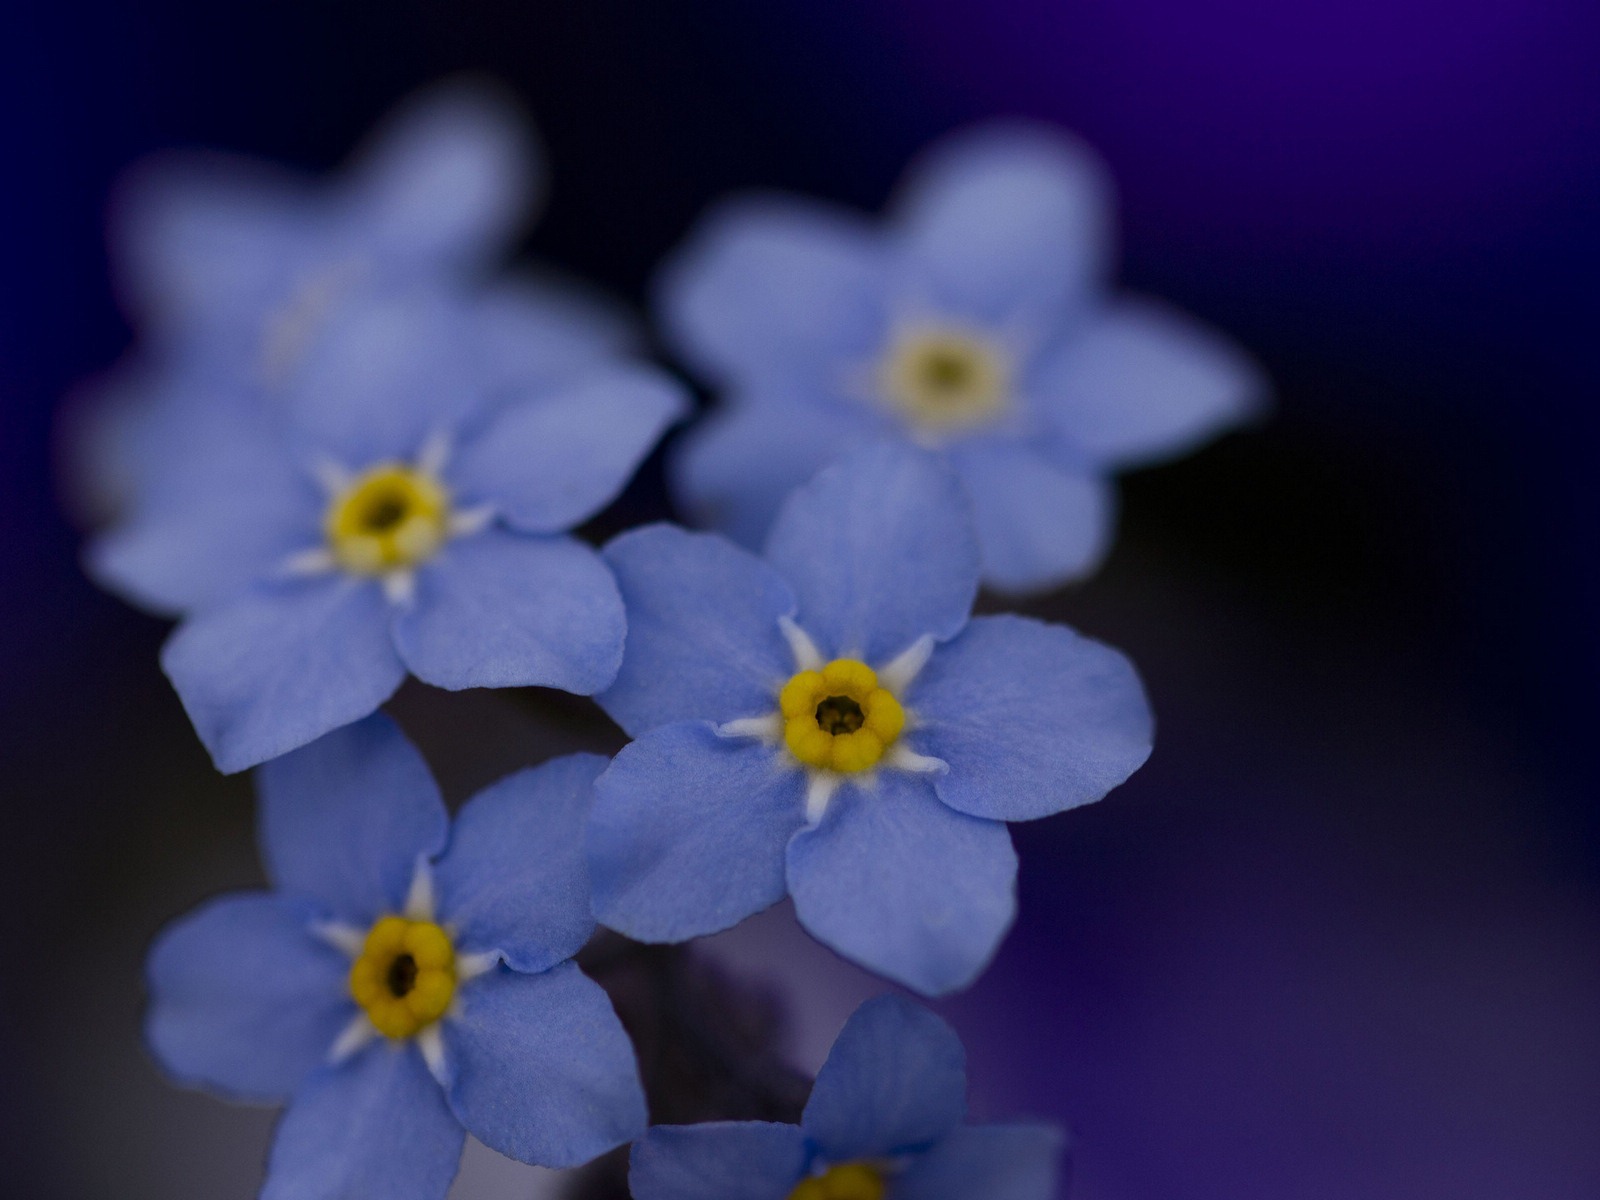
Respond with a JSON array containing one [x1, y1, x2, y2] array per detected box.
[[814, 695, 866, 736], [357, 488, 412, 534], [919, 348, 975, 395], [386, 952, 419, 998]]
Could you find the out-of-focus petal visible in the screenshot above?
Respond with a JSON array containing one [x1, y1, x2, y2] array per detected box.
[[449, 365, 685, 533], [897, 1124, 1065, 1200], [891, 123, 1113, 327], [656, 194, 889, 385], [1030, 297, 1267, 467], [945, 439, 1115, 593]]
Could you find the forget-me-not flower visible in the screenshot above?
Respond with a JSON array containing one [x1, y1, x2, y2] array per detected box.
[[91, 287, 684, 773], [588, 443, 1152, 994], [630, 994, 1062, 1200], [658, 122, 1266, 592], [145, 713, 646, 1199], [75, 78, 631, 521]]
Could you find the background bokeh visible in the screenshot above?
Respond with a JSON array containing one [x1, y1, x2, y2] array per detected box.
[[3, 2, 1598, 1197]]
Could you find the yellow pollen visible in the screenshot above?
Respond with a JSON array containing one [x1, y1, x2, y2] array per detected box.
[[781, 659, 904, 773], [347, 915, 457, 1040], [788, 1163, 887, 1200], [325, 463, 450, 575], [879, 325, 1010, 432]]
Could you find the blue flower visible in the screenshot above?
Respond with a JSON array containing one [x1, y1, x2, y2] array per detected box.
[[87, 285, 684, 773], [74, 78, 631, 521], [657, 122, 1266, 592], [630, 994, 1063, 1200], [588, 443, 1152, 994], [145, 714, 647, 1198]]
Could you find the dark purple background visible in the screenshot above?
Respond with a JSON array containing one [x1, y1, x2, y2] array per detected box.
[[2, 2, 1598, 1197]]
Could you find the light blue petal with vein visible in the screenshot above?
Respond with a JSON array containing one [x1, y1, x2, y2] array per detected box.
[[450, 364, 686, 533], [945, 439, 1115, 593], [802, 994, 967, 1160], [890, 122, 1113, 327], [598, 524, 796, 735], [256, 713, 448, 923], [909, 614, 1152, 823], [393, 530, 623, 695], [589, 724, 806, 942], [161, 575, 405, 774], [786, 772, 1016, 996], [145, 892, 351, 1103], [435, 754, 603, 974], [671, 393, 883, 552], [897, 1124, 1065, 1200], [762, 443, 978, 663], [630, 1122, 809, 1200], [262, 1044, 464, 1200], [1030, 296, 1268, 468], [442, 963, 646, 1169], [655, 193, 889, 385]]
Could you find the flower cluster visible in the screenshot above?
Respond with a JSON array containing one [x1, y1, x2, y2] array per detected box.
[[75, 81, 1263, 1198]]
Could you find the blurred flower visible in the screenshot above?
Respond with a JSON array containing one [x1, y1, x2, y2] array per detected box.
[[589, 443, 1152, 994], [658, 122, 1266, 592], [88, 287, 683, 773], [630, 994, 1063, 1200], [145, 715, 646, 1195]]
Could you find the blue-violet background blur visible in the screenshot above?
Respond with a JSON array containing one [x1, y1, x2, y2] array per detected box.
[[2, 2, 1598, 1198]]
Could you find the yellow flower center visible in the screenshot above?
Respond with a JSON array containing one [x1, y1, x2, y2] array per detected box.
[[780, 659, 904, 774], [347, 915, 457, 1040], [325, 463, 451, 575], [879, 326, 1010, 432], [789, 1162, 887, 1200]]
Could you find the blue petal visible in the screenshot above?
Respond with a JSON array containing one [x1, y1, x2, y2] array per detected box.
[[393, 530, 623, 694], [86, 416, 318, 616], [471, 276, 637, 398], [1030, 297, 1268, 468], [589, 724, 806, 942], [897, 1124, 1065, 1200], [449, 365, 686, 533], [338, 81, 537, 272], [161, 575, 406, 774], [261, 1044, 464, 1200], [442, 962, 646, 1169], [671, 394, 882, 551], [145, 892, 351, 1103], [655, 193, 888, 385], [909, 614, 1152, 823], [786, 772, 1016, 995], [281, 289, 485, 466], [598, 524, 796, 736], [630, 1122, 808, 1200], [762, 442, 978, 663], [256, 713, 449, 923], [802, 994, 966, 1161], [890, 122, 1112, 326], [945, 439, 1115, 593], [434, 754, 603, 974], [112, 151, 318, 337]]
